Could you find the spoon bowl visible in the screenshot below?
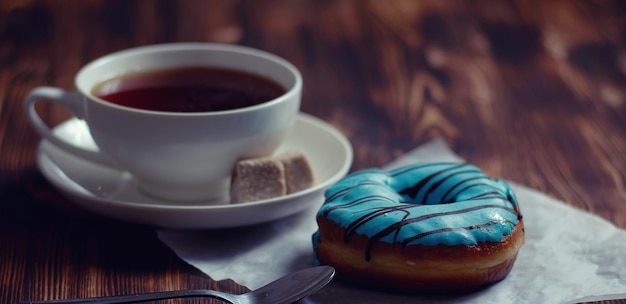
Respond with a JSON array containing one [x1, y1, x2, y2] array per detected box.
[[21, 266, 335, 304]]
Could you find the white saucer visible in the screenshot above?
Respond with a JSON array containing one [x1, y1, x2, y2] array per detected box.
[[36, 113, 353, 229]]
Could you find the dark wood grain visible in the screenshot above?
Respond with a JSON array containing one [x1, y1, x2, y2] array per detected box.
[[1, 0, 625, 303]]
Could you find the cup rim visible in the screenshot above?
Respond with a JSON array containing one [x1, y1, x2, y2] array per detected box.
[[75, 42, 302, 117]]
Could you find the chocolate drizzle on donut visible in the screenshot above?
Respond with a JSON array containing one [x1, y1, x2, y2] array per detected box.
[[396, 163, 474, 199], [315, 162, 523, 261]]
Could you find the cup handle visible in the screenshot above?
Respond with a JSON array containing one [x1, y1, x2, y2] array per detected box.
[[24, 86, 119, 168]]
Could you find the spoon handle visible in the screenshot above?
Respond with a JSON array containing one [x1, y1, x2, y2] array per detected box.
[[20, 289, 235, 304]]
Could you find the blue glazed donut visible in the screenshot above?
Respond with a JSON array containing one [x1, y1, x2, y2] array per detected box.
[[313, 162, 525, 292]]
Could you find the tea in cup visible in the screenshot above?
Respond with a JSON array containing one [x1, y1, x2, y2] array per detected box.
[[25, 43, 302, 202]]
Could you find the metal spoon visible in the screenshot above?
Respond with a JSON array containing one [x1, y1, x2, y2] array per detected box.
[[21, 266, 335, 304]]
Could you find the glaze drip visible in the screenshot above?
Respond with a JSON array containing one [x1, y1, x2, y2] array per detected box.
[[313, 162, 522, 261]]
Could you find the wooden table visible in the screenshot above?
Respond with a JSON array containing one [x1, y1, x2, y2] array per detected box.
[[2, 1, 625, 303]]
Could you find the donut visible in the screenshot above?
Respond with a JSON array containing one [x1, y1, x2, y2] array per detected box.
[[312, 162, 524, 293]]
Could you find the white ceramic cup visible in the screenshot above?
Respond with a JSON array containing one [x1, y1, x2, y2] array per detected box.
[[25, 43, 302, 202]]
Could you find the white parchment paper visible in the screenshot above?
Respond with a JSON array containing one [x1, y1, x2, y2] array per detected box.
[[157, 139, 626, 303]]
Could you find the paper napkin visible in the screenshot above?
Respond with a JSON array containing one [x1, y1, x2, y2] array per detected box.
[[157, 139, 626, 303]]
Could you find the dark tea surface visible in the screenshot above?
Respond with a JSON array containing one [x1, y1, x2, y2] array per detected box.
[[92, 67, 286, 112]]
